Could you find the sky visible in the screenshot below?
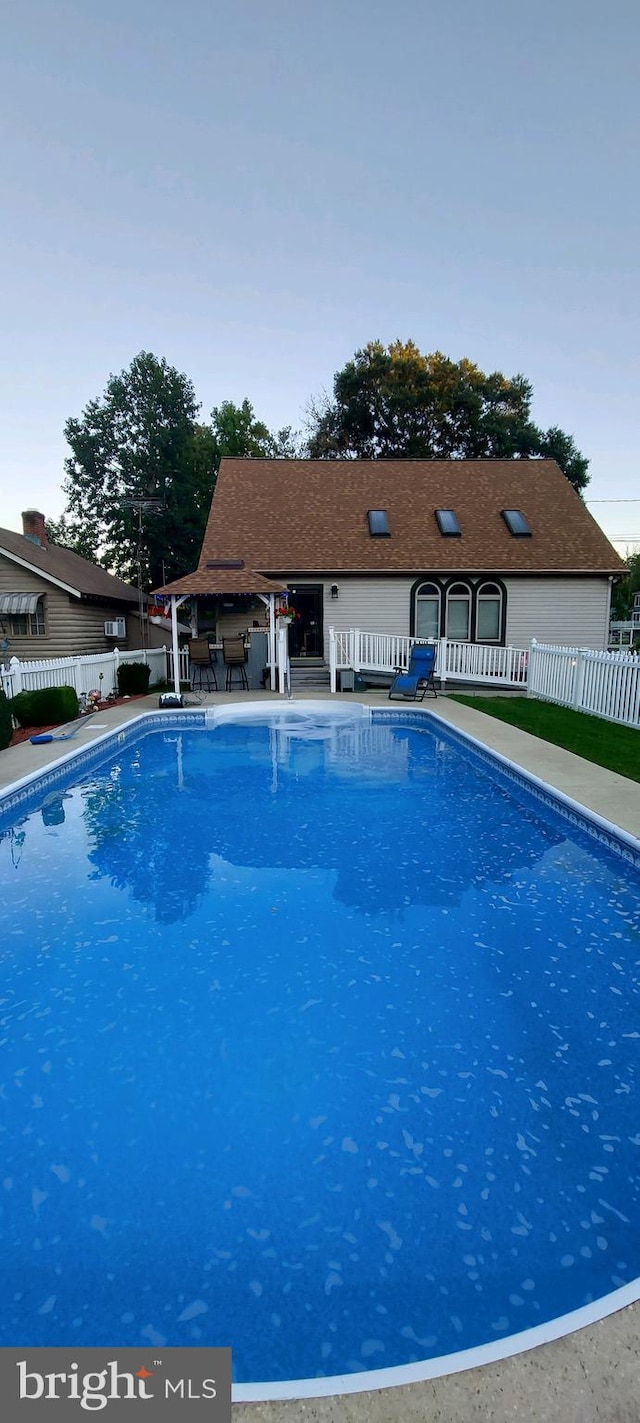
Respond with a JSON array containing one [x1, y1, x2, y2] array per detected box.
[[1, 0, 638, 555]]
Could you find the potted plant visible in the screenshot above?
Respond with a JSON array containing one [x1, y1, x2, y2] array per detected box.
[[275, 603, 296, 623]]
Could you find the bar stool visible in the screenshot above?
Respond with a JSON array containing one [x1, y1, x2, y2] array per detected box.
[[188, 638, 218, 691], [222, 637, 249, 691]]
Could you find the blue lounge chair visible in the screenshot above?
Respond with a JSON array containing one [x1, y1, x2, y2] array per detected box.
[[388, 643, 437, 701]]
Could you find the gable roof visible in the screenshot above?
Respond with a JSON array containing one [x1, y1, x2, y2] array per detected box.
[[189, 458, 623, 578], [156, 564, 286, 597], [0, 526, 140, 603]]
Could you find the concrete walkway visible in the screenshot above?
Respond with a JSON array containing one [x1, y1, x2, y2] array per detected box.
[[1, 692, 639, 1419]]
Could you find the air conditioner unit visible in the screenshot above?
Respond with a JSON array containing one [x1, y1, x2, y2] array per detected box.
[[104, 618, 126, 638]]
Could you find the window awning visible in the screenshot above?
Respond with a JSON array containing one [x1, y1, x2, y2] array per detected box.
[[0, 592, 41, 615]]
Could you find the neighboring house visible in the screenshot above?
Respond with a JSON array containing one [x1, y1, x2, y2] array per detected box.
[[610, 591, 640, 649], [157, 458, 625, 657], [0, 510, 151, 659]]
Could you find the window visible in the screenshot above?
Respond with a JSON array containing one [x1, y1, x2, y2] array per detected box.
[[476, 581, 502, 641], [501, 508, 531, 536], [0, 593, 46, 637], [415, 582, 441, 640], [367, 509, 390, 536], [7, 607, 46, 636], [435, 509, 461, 536], [445, 582, 471, 640]]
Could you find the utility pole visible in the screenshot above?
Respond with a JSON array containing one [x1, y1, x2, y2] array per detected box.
[[119, 498, 164, 650]]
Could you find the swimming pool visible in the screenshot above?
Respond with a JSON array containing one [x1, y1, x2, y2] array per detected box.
[[1, 706, 639, 1396]]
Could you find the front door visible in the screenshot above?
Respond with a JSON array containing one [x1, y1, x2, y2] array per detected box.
[[287, 585, 323, 658]]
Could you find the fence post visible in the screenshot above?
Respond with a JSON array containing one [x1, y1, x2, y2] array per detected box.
[[112, 647, 121, 697], [526, 640, 536, 698], [9, 656, 23, 695], [572, 649, 587, 711], [329, 628, 337, 694], [438, 637, 447, 689]]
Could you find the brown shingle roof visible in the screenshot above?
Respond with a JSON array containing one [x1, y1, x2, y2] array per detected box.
[[0, 527, 140, 602], [156, 566, 286, 596], [193, 458, 623, 576]]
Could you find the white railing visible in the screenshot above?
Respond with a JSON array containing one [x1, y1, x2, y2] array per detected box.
[[528, 641, 640, 727], [328, 628, 529, 693], [166, 646, 191, 687], [1, 647, 167, 700]]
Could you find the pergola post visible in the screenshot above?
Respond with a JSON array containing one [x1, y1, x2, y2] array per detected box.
[[258, 593, 277, 691], [170, 595, 189, 696], [268, 593, 276, 691]]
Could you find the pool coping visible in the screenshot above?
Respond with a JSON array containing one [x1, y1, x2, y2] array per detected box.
[[1, 697, 639, 1407], [233, 1280, 640, 1402]]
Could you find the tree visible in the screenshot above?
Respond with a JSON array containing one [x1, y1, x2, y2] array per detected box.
[[306, 340, 589, 492], [209, 398, 301, 462], [46, 513, 101, 562], [611, 551, 640, 620], [60, 351, 212, 587]]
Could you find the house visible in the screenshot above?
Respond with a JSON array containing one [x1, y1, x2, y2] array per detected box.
[[156, 459, 624, 666], [609, 591, 640, 649], [0, 509, 164, 659]]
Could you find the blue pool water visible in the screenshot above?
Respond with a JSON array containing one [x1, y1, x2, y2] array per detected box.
[[0, 713, 639, 1382]]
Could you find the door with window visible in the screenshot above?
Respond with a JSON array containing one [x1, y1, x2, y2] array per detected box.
[[286, 585, 323, 657]]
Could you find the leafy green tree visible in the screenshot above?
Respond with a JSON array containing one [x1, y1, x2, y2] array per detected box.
[[60, 351, 211, 587], [210, 398, 273, 460], [611, 551, 640, 620], [306, 340, 589, 492], [209, 398, 300, 462], [46, 513, 101, 562]]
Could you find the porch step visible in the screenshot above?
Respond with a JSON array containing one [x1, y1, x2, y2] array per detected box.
[[289, 662, 331, 691]]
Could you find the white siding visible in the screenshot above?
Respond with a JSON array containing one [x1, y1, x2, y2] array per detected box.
[[319, 578, 413, 658], [326, 576, 612, 654], [504, 578, 611, 650], [186, 576, 612, 663]]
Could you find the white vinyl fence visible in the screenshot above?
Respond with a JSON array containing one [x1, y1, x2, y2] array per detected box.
[[166, 646, 191, 687], [0, 647, 168, 702], [528, 641, 640, 728], [328, 629, 529, 692]]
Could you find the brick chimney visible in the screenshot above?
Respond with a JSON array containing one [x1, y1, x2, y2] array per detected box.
[[22, 510, 48, 548]]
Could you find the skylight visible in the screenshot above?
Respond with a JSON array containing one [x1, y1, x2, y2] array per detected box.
[[501, 509, 531, 537], [367, 510, 390, 537], [435, 509, 461, 536], [206, 558, 245, 569]]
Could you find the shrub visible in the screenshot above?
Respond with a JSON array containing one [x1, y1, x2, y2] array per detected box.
[[117, 661, 151, 696], [0, 689, 12, 749], [11, 684, 79, 728]]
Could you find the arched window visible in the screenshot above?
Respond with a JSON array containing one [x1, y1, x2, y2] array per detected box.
[[476, 581, 503, 642], [445, 582, 471, 640], [415, 582, 441, 640]]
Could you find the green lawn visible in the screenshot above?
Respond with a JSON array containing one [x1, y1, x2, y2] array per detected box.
[[448, 695, 640, 782]]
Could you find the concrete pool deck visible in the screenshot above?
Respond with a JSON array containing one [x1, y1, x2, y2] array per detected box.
[[1, 690, 639, 1420]]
